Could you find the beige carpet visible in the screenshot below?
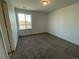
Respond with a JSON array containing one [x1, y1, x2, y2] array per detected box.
[[11, 33, 79, 59]]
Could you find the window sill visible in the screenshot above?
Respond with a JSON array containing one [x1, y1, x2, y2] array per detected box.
[[19, 28, 32, 31]]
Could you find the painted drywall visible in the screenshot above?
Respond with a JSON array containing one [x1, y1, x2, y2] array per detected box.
[[47, 2, 79, 45], [6, 0, 18, 51], [0, 26, 9, 59], [16, 9, 47, 36], [10, 0, 79, 12], [0, 1, 11, 52], [0, 31, 8, 59]]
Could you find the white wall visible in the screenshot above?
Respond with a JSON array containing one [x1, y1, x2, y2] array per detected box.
[[0, 1, 11, 52], [47, 2, 79, 45], [0, 31, 8, 59], [0, 25, 9, 59], [16, 9, 47, 36], [6, 0, 18, 50]]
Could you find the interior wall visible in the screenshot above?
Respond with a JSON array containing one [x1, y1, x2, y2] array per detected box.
[[16, 9, 47, 36], [5, 0, 18, 50], [47, 2, 79, 45], [0, 31, 8, 59], [0, 1, 11, 52]]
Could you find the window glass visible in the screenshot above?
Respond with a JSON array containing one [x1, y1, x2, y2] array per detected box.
[[17, 13, 32, 30], [25, 15, 32, 29]]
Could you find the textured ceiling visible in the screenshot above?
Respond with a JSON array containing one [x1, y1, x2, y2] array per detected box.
[[9, 0, 79, 12]]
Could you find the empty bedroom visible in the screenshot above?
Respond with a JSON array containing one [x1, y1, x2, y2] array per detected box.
[[0, 0, 79, 59]]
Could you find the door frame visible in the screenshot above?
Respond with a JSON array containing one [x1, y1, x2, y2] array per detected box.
[[0, 26, 9, 59], [0, 1, 9, 58]]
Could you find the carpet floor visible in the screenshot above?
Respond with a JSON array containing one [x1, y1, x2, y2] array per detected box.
[[11, 33, 79, 59]]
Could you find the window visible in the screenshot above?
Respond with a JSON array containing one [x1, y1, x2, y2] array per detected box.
[[17, 13, 32, 30]]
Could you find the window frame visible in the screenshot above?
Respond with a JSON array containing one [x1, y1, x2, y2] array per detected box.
[[17, 12, 32, 30]]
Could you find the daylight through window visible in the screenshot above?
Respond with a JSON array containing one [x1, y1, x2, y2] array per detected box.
[[17, 13, 32, 30]]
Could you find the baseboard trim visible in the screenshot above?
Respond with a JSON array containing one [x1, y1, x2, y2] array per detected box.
[[19, 32, 48, 38], [8, 50, 15, 54], [48, 32, 79, 47]]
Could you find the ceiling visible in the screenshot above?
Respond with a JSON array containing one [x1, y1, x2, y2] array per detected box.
[[9, 0, 79, 12]]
